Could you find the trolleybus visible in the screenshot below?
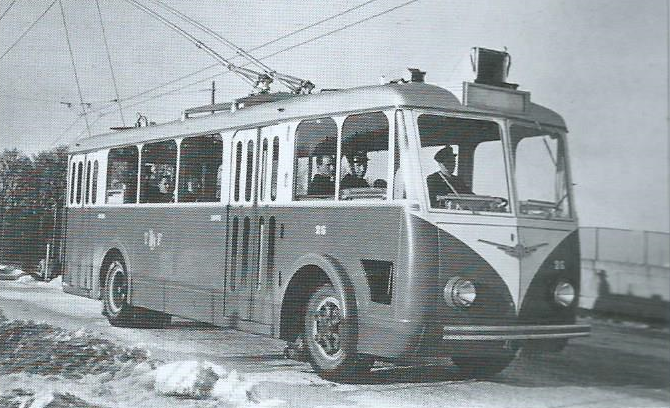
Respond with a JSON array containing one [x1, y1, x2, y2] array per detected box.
[[62, 47, 590, 379]]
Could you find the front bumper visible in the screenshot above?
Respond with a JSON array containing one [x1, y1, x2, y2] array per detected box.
[[443, 324, 591, 341]]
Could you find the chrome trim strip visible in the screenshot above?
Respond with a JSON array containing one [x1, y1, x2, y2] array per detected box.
[[443, 332, 590, 341]]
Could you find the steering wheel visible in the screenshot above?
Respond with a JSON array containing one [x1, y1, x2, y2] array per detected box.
[[491, 196, 508, 211]]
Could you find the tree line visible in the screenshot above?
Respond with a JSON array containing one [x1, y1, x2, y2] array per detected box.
[[0, 147, 68, 276]]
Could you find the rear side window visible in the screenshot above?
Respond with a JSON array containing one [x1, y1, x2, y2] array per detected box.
[[140, 140, 177, 203], [106, 146, 139, 204], [69, 161, 76, 204], [76, 161, 83, 204], [178, 135, 223, 203]]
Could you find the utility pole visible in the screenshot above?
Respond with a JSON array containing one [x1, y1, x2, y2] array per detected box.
[[210, 81, 216, 114]]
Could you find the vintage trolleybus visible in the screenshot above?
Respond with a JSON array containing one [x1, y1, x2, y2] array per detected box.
[[63, 48, 590, 379]]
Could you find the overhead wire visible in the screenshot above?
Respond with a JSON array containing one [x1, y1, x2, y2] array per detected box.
[[0, 0, 58, 62], [84, 0, 386, 116], [0, 0, 18, 23], [94, 0, 126, 126], [75, 0, 421, 140], [57, 0, 91, 138]]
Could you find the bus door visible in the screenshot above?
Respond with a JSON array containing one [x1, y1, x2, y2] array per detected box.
[[226, 128, 259, 324], [66, 154, 87, 291], [248, 125, 284, 327]]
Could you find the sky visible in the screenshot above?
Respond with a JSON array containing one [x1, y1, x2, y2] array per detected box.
[[0, 0, 667, 232]]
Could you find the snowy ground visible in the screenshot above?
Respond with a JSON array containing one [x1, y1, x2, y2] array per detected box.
[[0, 276, 668, 408]]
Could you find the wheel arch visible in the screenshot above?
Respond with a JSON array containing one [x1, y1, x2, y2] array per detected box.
[[95, 242, 132, 301], [278, 253, 359, 345]]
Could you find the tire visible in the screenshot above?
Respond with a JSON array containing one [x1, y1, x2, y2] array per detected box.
[[102, 260, 170, 328], [304, 284, 373, 381], [451, 349, 517, 379]]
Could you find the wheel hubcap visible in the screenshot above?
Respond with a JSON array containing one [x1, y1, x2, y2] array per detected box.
[[108, 265, 127, 315], [312, 296, 343, 360]]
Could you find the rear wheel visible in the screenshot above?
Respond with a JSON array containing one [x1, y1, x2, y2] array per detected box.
[[304, 284, 373, 380], [102, 260, 170, 328]]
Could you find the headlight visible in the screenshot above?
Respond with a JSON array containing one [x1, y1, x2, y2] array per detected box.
[[444, 277, 477, 308], [553, 280, 575, 307]]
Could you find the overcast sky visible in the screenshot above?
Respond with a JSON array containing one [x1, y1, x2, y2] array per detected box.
[[0, 0, 667, 232]]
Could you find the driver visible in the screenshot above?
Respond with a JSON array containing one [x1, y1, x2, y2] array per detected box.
[[340, 150, 370, 189], [427, 145, 472, 207]]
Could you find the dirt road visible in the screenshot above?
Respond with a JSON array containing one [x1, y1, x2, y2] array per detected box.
[[1, 278, 668, 408]]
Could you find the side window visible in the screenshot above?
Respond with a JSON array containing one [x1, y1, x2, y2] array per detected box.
[[178, 135, 223, 203], [85, 160, 91, 204], [76, 161, 83, 204], [92, 160, 99, 204], [339, 112, 389, 200], [140, 140, 177, 203], [106, 146, 138, 204], [69, 161, 76, 205], [271, 136, 279, 201], [244, 140, 254, 202], [259, 139, 269, 202], [294, 118, 337, 200], [234, 141, 243, 202]]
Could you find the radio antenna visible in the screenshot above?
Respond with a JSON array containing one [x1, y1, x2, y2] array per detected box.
[[123, 0, 274, 93], [147, 0, 314, 94]]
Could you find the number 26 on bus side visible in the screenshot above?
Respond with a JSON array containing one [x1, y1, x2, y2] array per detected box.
[[315, 225, 327, 235], [554, 260, 566, 270]]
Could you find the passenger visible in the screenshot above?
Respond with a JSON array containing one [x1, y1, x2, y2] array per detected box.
[[157, 176, 174, 203], [307, 154, 335, 196], [427, 145, 472, 207], [340, 150, 370, 189]]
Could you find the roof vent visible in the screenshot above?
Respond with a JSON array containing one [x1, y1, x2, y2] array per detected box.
[[408, 68, 426, 83], [470, 47, 517, 89]]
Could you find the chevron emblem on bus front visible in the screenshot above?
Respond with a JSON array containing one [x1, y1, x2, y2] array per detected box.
[[478, 239, 548, 259]]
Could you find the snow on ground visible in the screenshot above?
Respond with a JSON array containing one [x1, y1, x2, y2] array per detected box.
[[0, 311, 284, 407]]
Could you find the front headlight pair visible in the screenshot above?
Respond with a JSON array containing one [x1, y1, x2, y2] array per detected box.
[[443, 277, 576, 309]]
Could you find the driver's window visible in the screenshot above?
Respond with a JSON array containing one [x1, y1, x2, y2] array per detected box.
[[339, 112, 389, 200]]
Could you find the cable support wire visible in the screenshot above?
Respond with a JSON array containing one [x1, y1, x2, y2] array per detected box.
[[94, 0, 126, 126], [147, 0, 313, 94], [90, 0, 419, 126], [123, 0, 273, 92], [0, 0, 57, 62], [84, 0, 383, 115], [0, 0, 18, 23], [58, 0, 91, 138]]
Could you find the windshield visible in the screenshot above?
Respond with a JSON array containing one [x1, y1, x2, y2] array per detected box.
[[418, 114, 510, 213], [510, 124, 571, 219]]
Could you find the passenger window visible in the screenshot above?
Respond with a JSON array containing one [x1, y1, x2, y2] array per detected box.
[[106, 146, 138, 204], [140, 140, 177, 203], [85, 161, 91, 204], [69, 162, 76, 205], [339, 112, 389, 200], [294, 118, 337, 200], [245, 140, 254, 202], [76, 161, 83, 204], [271, 137, 279, 201], [259, 139, 269, 202], [178, 135, 223, 202], [234, 141, 243, 202], [92, 160, 98, 204]]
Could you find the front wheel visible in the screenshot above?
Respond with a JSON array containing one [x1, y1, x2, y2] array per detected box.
[[304, 284, 373, 380]]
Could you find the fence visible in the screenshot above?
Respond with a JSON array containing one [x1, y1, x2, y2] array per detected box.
[[579, 227, 670, 321]]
